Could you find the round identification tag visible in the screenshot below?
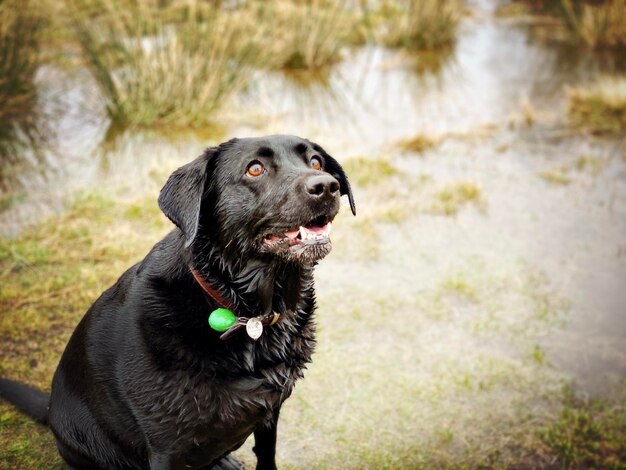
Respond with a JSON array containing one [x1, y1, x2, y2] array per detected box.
[[246, 317, 263, 340]]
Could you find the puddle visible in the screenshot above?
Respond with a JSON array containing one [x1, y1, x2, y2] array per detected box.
[[235, 13, 625, 403]]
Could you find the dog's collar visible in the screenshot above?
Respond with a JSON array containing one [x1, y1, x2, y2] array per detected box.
[[189, 266, 281, 341]]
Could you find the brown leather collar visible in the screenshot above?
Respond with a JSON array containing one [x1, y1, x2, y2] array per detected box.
[[190, 266, 236, 312], [189, 266, 281, 341]]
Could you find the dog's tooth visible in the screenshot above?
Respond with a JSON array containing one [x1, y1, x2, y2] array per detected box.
[[285, 228, 299, 240], [300, 226, 314, 240]]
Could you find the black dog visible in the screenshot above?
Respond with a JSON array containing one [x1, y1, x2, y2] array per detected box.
[[0, 135, 355, 469]]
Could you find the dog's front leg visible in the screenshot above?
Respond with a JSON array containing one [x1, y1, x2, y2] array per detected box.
[[253, 408, 280, 470], [150, 452, 185, 470]]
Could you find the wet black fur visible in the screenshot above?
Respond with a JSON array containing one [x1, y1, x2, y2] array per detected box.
[[0, 135, 355, 470]]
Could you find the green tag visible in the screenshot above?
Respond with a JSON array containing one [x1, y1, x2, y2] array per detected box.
[[208, 308, 237, 332]]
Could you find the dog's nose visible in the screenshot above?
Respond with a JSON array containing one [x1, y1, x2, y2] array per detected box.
[[305, 174, 340, 199]]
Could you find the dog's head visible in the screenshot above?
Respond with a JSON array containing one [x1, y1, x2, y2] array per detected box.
[[158, 135, 355, 265]]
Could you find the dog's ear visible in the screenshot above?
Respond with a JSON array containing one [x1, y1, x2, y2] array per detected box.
[[158, 147, 218, 247], [313, 144, 356, 216]]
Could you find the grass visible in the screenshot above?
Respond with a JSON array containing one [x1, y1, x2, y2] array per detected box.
[[399, 133, 441, 154], [0, 188, 171, 468], [0, 193, 26, 214], [0, 411, 60, 469], [432, 181, 482, 215], [0, 0, 466, 139], [0, 190, 168, 375], [293, 258, 574, 469], [537, 154, 608, 186], [538, 386, 626, 469], [380, 0, 462, 51], [539, 169, 572, 185], [498, 0, 570, 17], [329, 174, 490, 263], [64, 0, 366, 128], [254, 0, 361, 70], [496, 2, 534, 17], [336, 213, 382, 259], [340, 156, 398, 187], [567, 77, 626, 134], [442, 274, 479, 302], [504, 0, 626, 49], [0, 177, 622, 469], [408, 47, 455, 75], [562, 0, 626, 49], [575, 154, 605, 174], [66, 0, 262, 130], [0, 0, 45, 162], [329, 171, 491, 262]]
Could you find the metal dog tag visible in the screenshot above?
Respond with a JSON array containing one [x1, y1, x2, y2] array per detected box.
[[246, 317, 263, 340]]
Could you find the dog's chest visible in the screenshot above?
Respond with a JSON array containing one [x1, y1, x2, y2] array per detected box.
[[131, 316, 315, 453]]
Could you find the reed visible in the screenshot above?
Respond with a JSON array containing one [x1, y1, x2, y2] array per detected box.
[[67, 0, 262, 129], [562, 0, 626, 49], [0, 0, 44, 160], [568, 76, 626, 134], [254, 0, 361, 70], [381, 0, 462, 51]]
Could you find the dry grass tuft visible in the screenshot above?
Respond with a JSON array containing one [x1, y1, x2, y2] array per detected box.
[[539, 170, 572, 186], [341, 156, 398, 187], [399, 133, 441, 153], [432, 181, 482, 215], [255, 0, 360, 70], [575, 155, 605, 174], [496, 2, 534, 17], [67, 0, 262, 129], [381, 0, 462, 51], [567, 77, 626, 134], [0, 0, 45, 161], [562, 0, 626, 49]]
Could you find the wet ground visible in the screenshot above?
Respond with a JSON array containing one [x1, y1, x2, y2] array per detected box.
[[1, 0, 625, 467]]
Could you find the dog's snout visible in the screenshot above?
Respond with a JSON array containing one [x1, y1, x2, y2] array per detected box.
[[305, 174, 340, 199]]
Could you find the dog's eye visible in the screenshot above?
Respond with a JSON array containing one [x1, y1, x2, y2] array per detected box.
[[310, 157, 322, 171], [246, 161, 265, 177]]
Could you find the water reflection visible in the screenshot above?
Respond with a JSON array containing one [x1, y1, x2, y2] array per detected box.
[[1, 6, 622, 204]]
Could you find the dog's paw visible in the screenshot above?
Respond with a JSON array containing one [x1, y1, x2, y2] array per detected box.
[[209, 454, 245, 470]]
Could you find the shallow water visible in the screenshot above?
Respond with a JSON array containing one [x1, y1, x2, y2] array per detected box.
[[1, 1, 625, 405]]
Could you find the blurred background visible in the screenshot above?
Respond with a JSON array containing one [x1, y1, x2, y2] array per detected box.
[[1, 0, 625, 468]]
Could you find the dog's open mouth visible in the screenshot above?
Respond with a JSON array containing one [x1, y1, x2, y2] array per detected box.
[[262, 215, 333, 248]]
